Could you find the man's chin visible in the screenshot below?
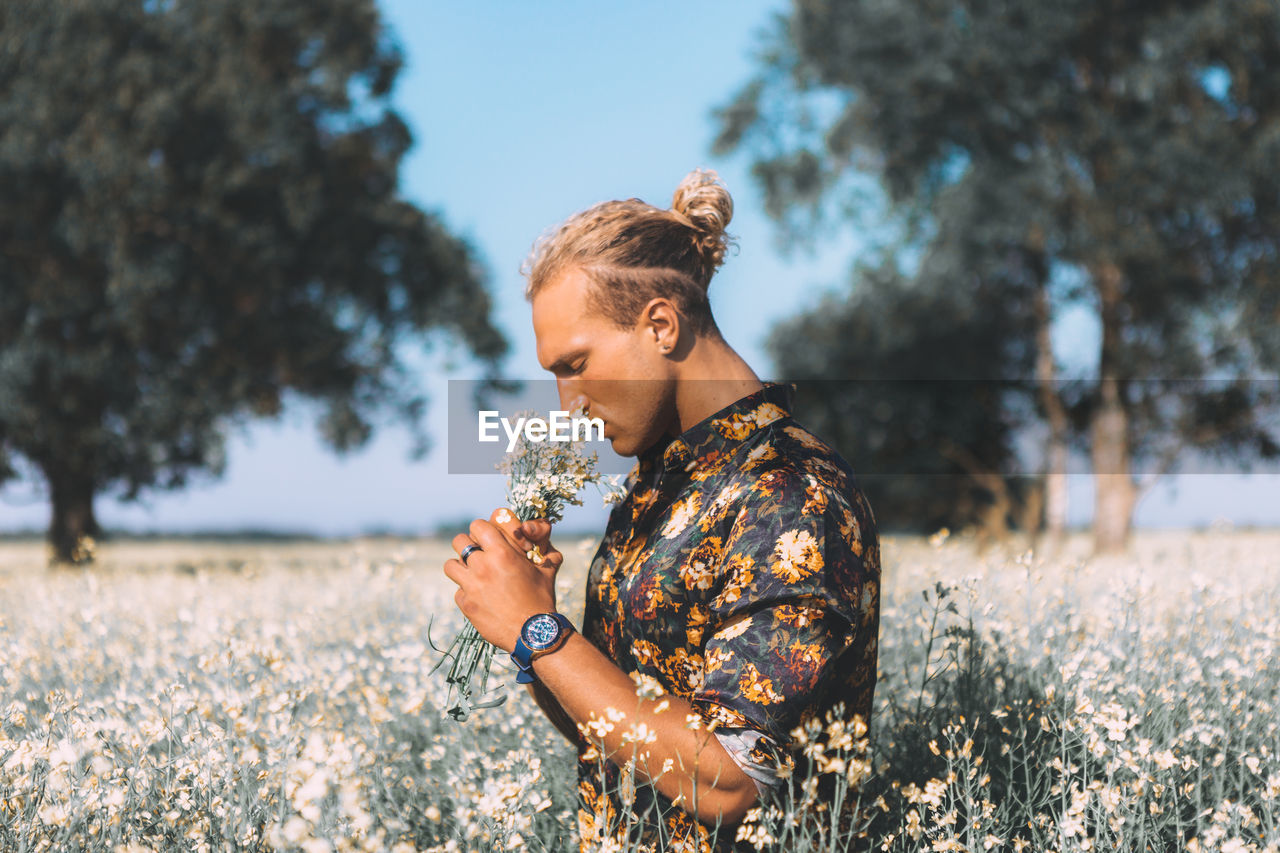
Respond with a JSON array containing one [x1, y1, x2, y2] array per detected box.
[[606, 434, 642, 458]]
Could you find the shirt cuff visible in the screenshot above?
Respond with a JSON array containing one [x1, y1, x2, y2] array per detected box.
[[713, 727, 785, 798]]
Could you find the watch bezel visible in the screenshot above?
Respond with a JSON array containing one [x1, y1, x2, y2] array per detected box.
[[521, 613, 564, 651]]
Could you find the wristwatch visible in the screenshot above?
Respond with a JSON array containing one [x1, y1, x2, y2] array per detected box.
[[510, 612, 575, 684]]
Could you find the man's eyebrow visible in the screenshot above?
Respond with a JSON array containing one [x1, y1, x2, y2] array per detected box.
[[545, 349, 587, 374]]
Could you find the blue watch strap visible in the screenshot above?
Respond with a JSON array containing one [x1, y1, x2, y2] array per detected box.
[[511, 638, 537, 683]]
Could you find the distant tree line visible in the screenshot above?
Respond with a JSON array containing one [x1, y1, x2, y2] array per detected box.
[[5, 0, 1279, 562]]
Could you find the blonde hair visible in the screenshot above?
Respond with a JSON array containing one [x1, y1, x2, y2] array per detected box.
[[522, 168, 735, 335]]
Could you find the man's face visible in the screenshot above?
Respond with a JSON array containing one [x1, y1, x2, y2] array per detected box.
[[531, 266, 676, 458]]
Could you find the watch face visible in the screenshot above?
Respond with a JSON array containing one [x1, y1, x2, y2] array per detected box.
[[522, 614, 561, 650]]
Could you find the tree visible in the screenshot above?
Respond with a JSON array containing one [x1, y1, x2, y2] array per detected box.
[[0, 0, 508, 563], [769, 258, 1043, 541], [717, 0, 1280, 551]]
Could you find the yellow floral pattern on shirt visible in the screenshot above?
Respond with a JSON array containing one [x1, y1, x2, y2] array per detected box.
[[576, 383, 880, 852]]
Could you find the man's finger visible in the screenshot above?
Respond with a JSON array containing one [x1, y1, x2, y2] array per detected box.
[[468, 518, 521, 558], [522, 519, 552, 547], [517, 519, 563, 575], [490, 507, 533, 550], [521, 520, 560, 563], [443, 558, 468, 589], [451, 533, 477, 558]]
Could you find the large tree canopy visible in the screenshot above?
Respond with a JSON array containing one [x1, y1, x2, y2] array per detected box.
[[0, 0, 508, 561], [717, 0, 1280, 550]]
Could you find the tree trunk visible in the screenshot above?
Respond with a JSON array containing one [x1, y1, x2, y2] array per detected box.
[[47, 470, 101, 565], [1090, 262, 1136, 554], [977, 493, 1012, 553], [937, 438, 1012, 550], [1034, 271, 1070, 549], [1092, 421, 1135, 553], [1019, 478, 1045, 551]]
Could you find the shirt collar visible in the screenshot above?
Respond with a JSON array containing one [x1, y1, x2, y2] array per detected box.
[[641, 381, 796, 474]]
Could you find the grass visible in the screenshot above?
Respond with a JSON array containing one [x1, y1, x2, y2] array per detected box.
[[0, 529, 1276, 852]]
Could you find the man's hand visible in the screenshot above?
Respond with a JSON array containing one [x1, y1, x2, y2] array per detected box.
[[443, 508, 564, 653], [460, 512, 583, 746]]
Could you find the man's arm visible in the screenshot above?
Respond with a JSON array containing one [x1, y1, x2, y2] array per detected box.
[[526, 681, 584, 748], [443, 512, 759, 827], [528, 630, 760, 825]]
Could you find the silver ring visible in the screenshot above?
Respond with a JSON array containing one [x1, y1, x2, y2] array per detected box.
[[459, 543, 483, 565]]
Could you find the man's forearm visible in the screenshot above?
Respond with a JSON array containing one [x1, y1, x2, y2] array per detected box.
[[526, 681, 584, 748], [530, 633, 759, 826]]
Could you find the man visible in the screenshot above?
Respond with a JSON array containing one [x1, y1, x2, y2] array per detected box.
[[443, 170, 880, 851]]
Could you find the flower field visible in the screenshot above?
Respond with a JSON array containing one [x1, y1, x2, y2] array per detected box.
[[1, 528, 1277, 852]]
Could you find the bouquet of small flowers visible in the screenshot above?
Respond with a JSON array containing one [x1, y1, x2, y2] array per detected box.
[[431, 408, 625, 721]]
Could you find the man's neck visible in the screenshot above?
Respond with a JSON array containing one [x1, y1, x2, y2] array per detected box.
[[668, 335, 763, 436]]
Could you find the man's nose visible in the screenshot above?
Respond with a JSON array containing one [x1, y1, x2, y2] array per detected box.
[[557, 379, 588, 415]]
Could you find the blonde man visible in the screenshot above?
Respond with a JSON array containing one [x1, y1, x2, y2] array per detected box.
[[444, 169, 880, 851]]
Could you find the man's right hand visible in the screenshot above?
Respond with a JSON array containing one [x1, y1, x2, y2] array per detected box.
[[484, 508, 583, 748]]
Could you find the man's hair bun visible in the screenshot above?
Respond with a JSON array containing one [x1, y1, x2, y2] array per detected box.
[[670, 168, 734, 279], [522, 168, 739, 335]]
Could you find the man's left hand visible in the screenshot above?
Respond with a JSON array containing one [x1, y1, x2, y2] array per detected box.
[[443, 509, 561, 653]]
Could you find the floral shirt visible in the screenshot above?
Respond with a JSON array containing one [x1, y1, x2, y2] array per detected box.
[[576, 382, 881, 852]]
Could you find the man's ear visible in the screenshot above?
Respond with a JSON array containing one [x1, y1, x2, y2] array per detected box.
[[640, 297, 681, 353]]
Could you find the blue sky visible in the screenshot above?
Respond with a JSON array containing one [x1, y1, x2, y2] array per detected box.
[[1, 1, 1276, 535]]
